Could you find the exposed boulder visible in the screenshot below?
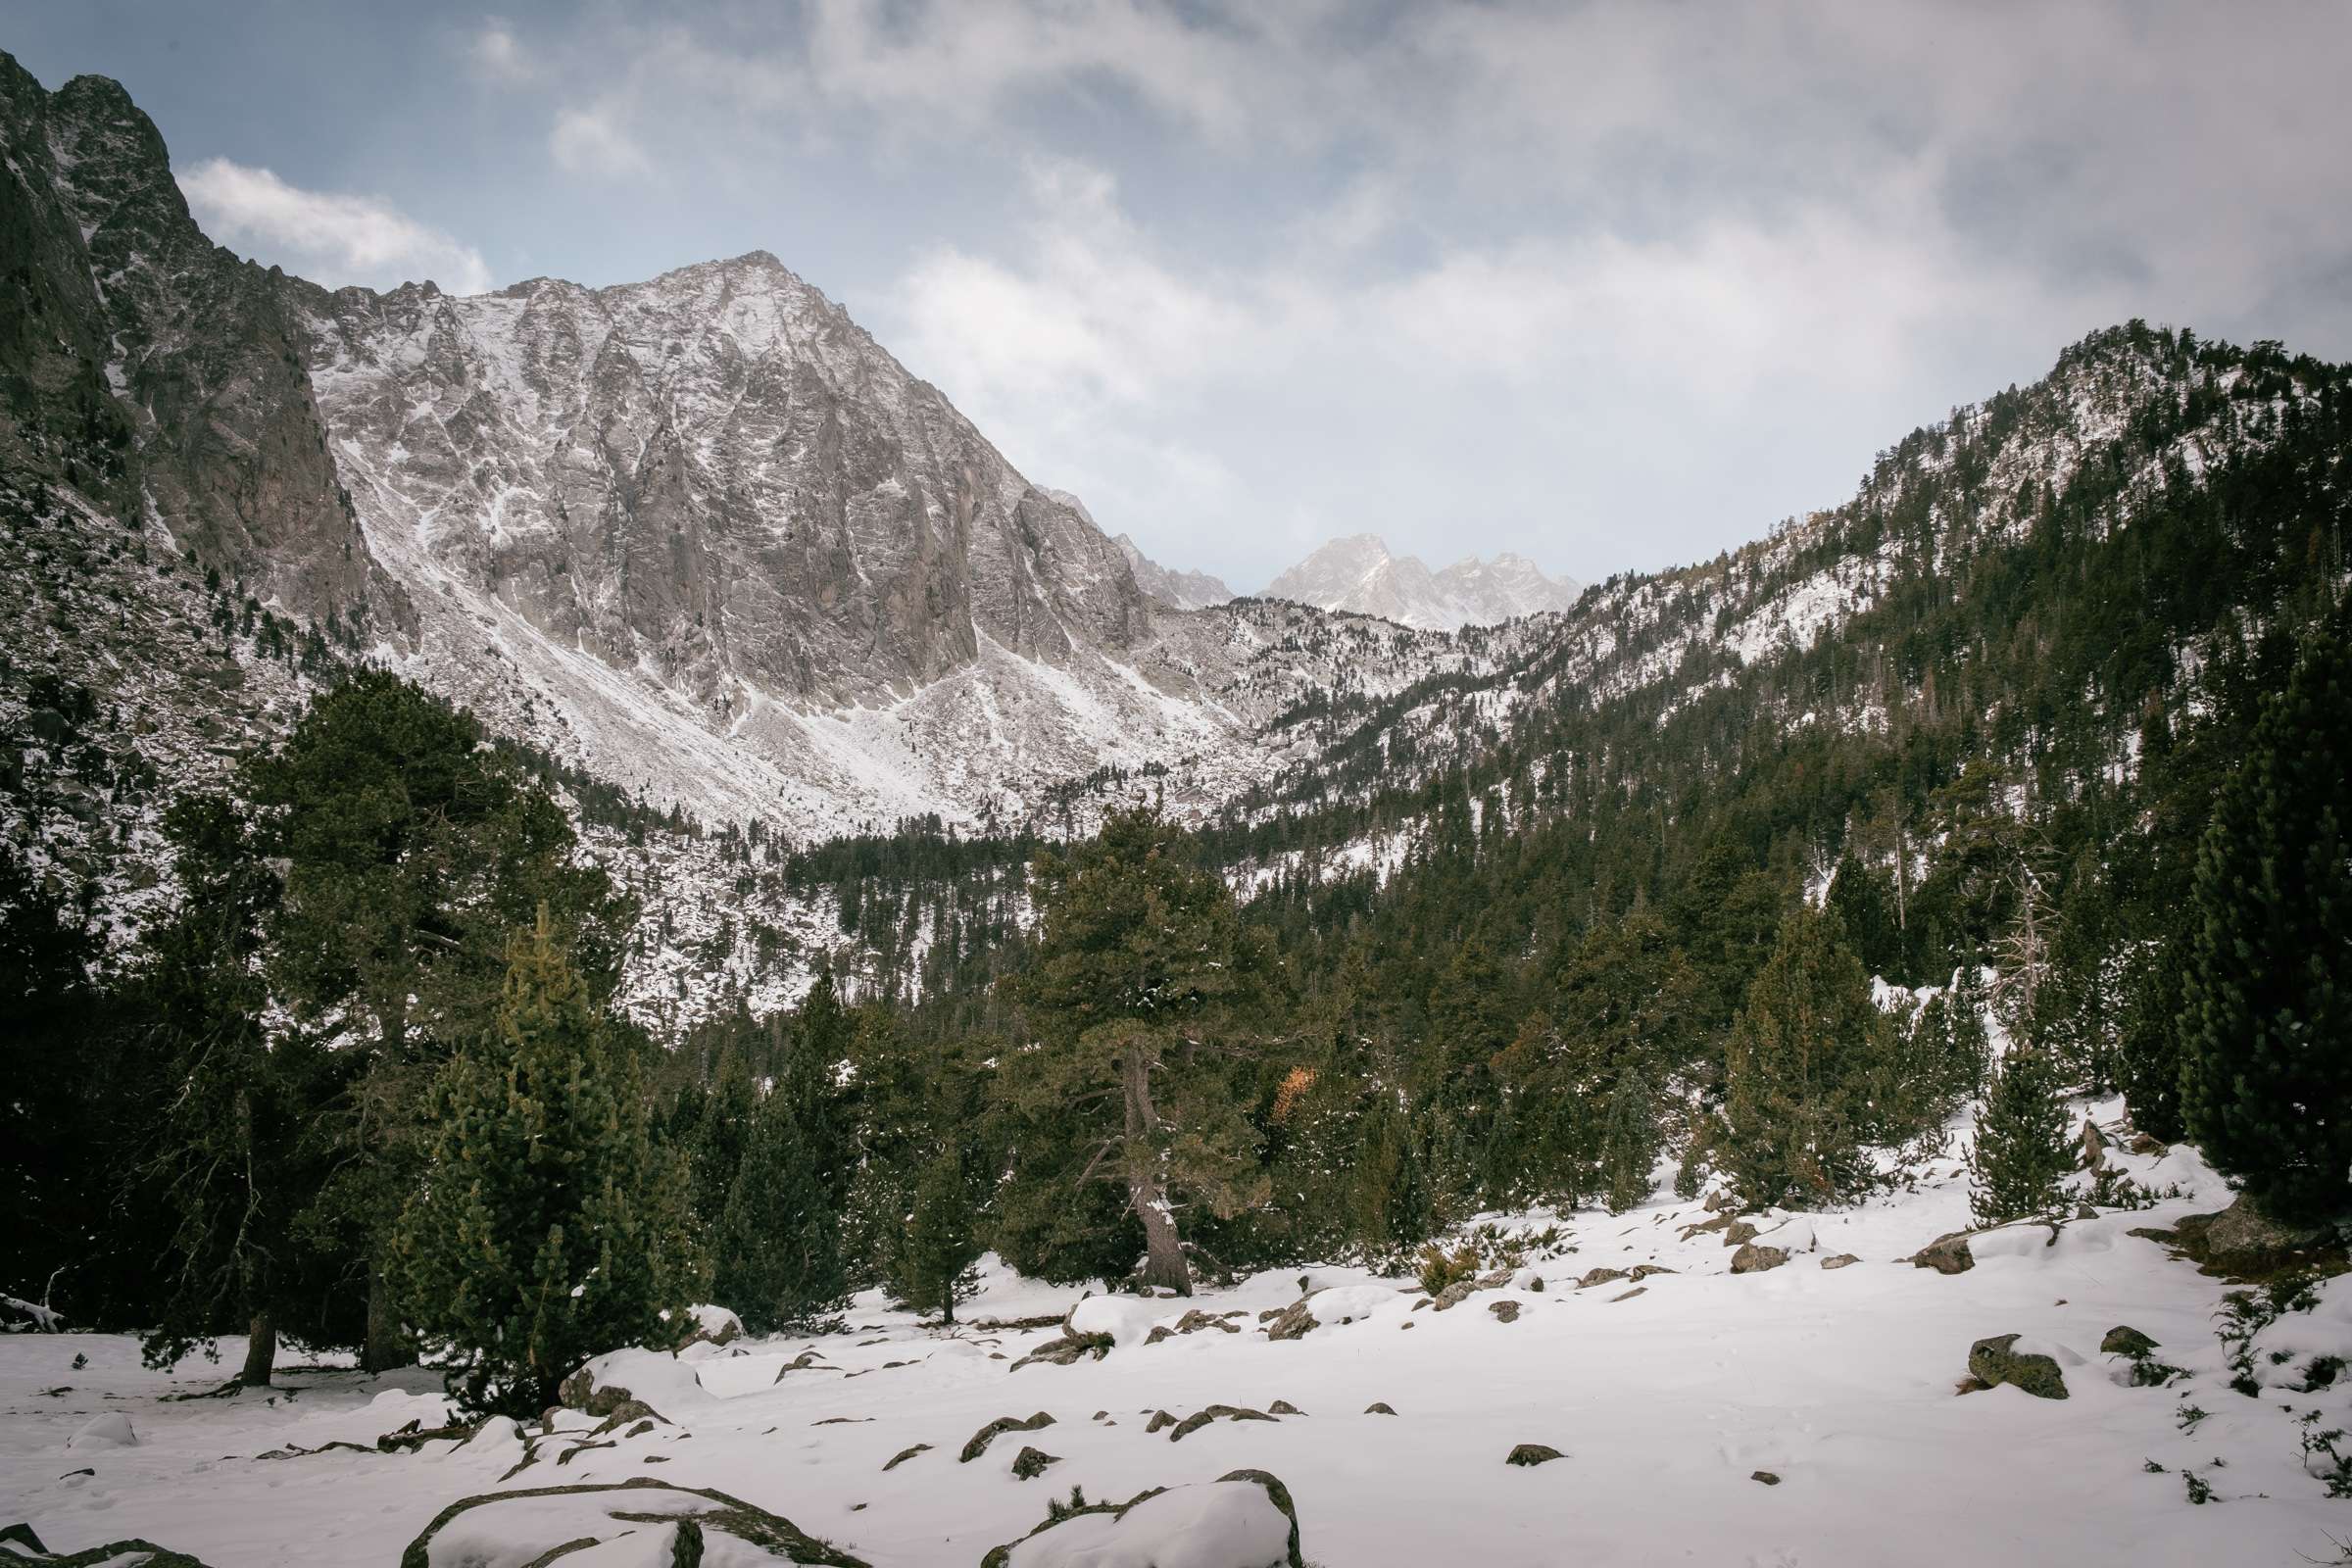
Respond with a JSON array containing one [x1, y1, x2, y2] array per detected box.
[[2172, 1194, 2344, 1277], [1146, 1309, 1245, 1345], [960, 1412, 1056, 1463], [1505, 1444, 1565, 1467], [1263, 1298, 1319, 1342], [1628, 1264, 1677, 1282], [1168, 1404, 1278, 1443], [1722, 1220, 1759, 1249], [1577, 1267, 1627, 1290], [1751, 1470, 1782, 1486], [2080, 1118, 2106, 1172], [681, 1304, 743, 1348], [1364, 1401, 1397, 1416], [1679, 1214, 1734, 1242], [1145, 1410, 1177, 1434], [1009, 1445, 1061, 1481], [2100, 1326, 2160, 1358], [1910, 1232, 1976, 1275], [1820, 1253, 1860, 1270], [978, 1469, 1304, 1568], [397, 1478, 869, 1568], [1730, 1244, 1788, 1275], [1489, 1300, 1522, 1323], [882, 1443, 931, 1472], [1268, 1399, 1304, 1415], [0, 1523, 215, 1567], [1967, 1334, 2070, 1400]]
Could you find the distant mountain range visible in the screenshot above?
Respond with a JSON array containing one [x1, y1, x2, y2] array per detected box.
[[1109, 531, 1581, 629], [1262, 535, 1580, 629]]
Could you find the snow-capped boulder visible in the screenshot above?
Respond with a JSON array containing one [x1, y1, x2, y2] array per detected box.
[[557, 1348, 710, 1419], [680, 1303, 742, 1348], [1067, 1295, 1169, 1349], [1966, 1334, 2070, 1399], [67, 1411, 136, 1449], [398, 1478, 867, 1568], [982, 1468, 1304, 1568]]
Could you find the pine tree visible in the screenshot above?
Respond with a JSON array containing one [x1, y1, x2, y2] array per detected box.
[[1968, 1046, 2072, 1225], [711, 1061, 845, 1333], [133, 796, 338, 1388], [1716, 903, 1893, 1208], [394, 910, 701, 1417], [1004, 807, 1273, 1295], [2180, 614, 2352, 1223], [895, 1149, 980, 1323], [1599, 1066, 1659, 1213]]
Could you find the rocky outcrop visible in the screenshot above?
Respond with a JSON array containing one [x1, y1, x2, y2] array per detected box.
[[1167, 1404, 1279, 1443], [979, 1470, 1304, 1568], [2170, 1194, 2344, 1278], [1967, 1335, 2069, 1400], [1911, 1232, 1976, 1275], [1009, 1445, 1061, 1480], [959, 1411, 1055, 1463], [396, 1479, 868, 1568], [0, 1523, 216, 1568], [1505, 1444, 1566, 1467]]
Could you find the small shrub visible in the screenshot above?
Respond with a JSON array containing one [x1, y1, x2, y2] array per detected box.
[[2183, 1471, 2213, 1505], [1415, 1243, 1480, 1297]]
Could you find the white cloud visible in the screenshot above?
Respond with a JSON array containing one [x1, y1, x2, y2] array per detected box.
[[883, 157, 2117, 587], [467, 18, 534, 81], [176, 158, 494, 295], [550, 105, 653, 179]]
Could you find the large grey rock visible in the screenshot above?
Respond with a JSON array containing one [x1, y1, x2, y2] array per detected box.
[[1967, 1335, 2069, 1400], [1911, 1232, 1976, 1275], [1730, 1244, 1788, 1275]]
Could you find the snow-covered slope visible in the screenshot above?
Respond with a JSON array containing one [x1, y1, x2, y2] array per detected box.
[[1265, 535, 1580, 629], [7, 1101, 2344, 1567]]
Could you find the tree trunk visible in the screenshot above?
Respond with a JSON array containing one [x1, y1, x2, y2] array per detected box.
[[238, 1311, 276, 1387], [1131, 1176, 1193, 1296], [1119, 1035, 1192, 1296], [363, 1263, 414, 1374]]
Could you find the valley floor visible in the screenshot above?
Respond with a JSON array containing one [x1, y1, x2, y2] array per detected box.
[[5, 1104, 2348, 1567]]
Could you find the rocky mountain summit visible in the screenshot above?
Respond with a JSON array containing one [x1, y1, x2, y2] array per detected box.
[[1110, 531, 1234, 611], [0, 54, 1493, 838], [1263, 534, 1580, 629]]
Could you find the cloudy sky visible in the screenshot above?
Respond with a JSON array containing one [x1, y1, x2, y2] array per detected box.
[[18, 1, 2350, 590]]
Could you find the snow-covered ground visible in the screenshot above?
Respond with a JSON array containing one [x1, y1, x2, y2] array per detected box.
[[6, 1106, 2348, 1566]]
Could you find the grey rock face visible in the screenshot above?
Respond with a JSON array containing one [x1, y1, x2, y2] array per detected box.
[[301, 256, 1152, 710], [0, 57, 398, 628], [1112, 529, 1234, 610]]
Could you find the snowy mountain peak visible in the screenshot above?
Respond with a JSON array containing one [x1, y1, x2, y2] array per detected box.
[[1111, 532, 1236, 611], [1264, 535, 1579, 630]]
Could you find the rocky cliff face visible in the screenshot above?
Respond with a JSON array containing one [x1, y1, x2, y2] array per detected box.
[[0, 58, 398, 627], [297, 256, 1153, 710], [1110, 531, 1235, 611]]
